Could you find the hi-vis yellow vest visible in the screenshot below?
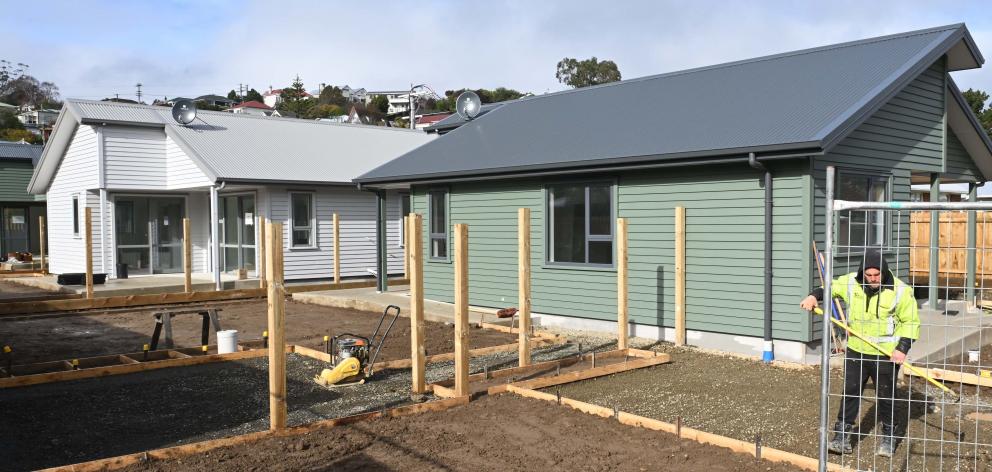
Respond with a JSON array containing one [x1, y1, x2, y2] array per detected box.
[[830, 273, 920, 356]]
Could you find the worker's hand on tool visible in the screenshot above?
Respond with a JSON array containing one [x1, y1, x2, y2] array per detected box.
[[890, 350, 907, 365], [799, 295, 819, 311]]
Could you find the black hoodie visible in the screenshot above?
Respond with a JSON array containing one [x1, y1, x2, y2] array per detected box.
[[810, 248, 913, 354]]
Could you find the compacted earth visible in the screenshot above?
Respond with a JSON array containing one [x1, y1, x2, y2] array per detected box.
[[0, 299, 517, 364], [116, 395, 806, 472]]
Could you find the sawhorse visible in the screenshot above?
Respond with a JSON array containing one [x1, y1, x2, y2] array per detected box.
[[150, 308, 223, 350]]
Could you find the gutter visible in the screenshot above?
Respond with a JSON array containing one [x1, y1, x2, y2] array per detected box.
[[748, 152, 774, 363]]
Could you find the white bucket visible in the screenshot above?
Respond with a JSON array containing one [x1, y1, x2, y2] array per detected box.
[[217, 330, 239, 354], [968, 350, 981, 363]]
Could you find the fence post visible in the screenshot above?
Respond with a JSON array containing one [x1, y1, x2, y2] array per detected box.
[[967, 183, 978, 305], [38, 216, 46, 274], [454, 223, 469, 396], [183, 218, 192, 293], [675, 207, 686, 346], [928, 173, 940, 306], [617, 217, 629, 350], [409, 213, 426, 394], [403, 215, 410, 278], [518, 208, 531, 367], [85, 208, 93, 299], [333, 213, 340, 284], [266, 220, 287, 430], [258, 218, 267, 289]]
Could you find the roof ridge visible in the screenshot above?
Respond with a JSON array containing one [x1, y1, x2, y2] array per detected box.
[[509, 24, 965, 105]]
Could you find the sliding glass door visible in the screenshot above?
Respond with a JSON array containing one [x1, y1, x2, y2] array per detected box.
[[115, 196, 186, 275], [219, 194, 256, 274]]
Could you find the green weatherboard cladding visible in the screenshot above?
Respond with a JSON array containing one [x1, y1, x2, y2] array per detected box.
[[0, 160, 43, 202], [412, 160, 812, 342]]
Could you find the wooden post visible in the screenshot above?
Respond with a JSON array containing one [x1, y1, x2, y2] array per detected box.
[[675, 207, 686, 346], [518, 208, 532, 367], [183, 218, 192, 293], [38, 216, 46, 274], [258, 218, 266, 289], [333, 213, 341, 284], [265, 220, 287, 430], [408, 212, 426, 394], [617, 217, 629, 350], [454, 223, 469, 396], [403, 215, 410, 278], [84, 208, 93, 299]]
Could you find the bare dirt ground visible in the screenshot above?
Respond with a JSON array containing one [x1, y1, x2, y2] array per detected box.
[[555, 342, 992, 472], [116, 395, 805, 472], [0, 299, 517, 365], [0, 279, 55, 300]]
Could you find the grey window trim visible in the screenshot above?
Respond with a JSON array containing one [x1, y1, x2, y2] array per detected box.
[[427, 188, 449, 261], [289, 191, 316, 249], [399, 192, 410, 248], [545, 179, 616, 268], [835, 169, 892, 252]]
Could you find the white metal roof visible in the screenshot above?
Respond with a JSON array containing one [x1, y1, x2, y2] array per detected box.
[[28, 99, 434, 193]]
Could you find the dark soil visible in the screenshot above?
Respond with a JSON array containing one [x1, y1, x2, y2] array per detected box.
[[117, 395, 805, 472], [0, 299, 517, 364], [555, 343, 992, 472]]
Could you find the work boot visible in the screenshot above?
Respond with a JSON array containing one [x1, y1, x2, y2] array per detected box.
[[828, 422, 854, 454], [877, 423, 897, 457]]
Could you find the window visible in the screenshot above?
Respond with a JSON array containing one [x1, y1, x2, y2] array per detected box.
[[289, 192, 315, 248], [399, 194, 410, 248], [837, 172, 889, 249], [547, 182, 613, 265], [428, 190, 447, 259], [72, 195, 80, 237]]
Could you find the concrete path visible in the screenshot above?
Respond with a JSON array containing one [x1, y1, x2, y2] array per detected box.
[[911, 300, 992, 363]]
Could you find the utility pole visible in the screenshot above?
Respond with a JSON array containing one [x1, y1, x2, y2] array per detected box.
[[135, 83, 143, 104], [409, 84, 415, 129]]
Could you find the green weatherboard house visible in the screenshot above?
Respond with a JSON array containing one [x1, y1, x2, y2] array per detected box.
[[0, 141, 46, 257], [357, 25, 992, 363]]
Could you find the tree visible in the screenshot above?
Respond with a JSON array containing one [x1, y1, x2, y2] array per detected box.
[[245, 88, 263, 103], [195, 100, 225, 112], [227, 90, 239, 101], [0, 109, 23, 130], [309, 103, 345, 119], [369, 94, 389, 114], [2, 75, 61, 108], [277, 75, 314, 117], [0, 128, 41, 144], [434, 87, 527, 112], [555, 57, 621, 88], [0, 60, 28, 98], [318, 86, 347, 107], [962, 88, 992, 139]]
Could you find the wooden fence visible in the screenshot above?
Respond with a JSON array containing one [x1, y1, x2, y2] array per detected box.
[[909, 211, 992, 284]]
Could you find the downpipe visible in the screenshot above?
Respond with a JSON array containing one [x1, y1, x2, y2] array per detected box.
[[748, 153, 774, 363]]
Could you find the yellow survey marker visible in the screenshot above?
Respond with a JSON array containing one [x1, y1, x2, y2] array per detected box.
[[812, 307, 954, 395]]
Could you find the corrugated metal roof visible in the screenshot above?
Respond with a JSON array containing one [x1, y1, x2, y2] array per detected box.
[[33, 99, 434, 190], [359, 24, 982, 184], [425, 102, 506, 133], [0, 140, 43, 164]]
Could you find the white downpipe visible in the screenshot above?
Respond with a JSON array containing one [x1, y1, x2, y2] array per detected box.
[[210, 185, 221, 290], [99, 189, 108, 275]]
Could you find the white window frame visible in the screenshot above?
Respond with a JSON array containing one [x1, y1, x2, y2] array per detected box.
[[546, 181, 615, 268], [289, 191, 316, 249], [428, 189, 448, 261], [72, 194, 81, 238]]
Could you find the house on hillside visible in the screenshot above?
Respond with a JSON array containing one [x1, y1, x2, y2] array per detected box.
[[262, 88, 313, 109], [414, 112, 453, 130], [195, 95, 237, 109], [29, 99, 434, 287], [17, 107, 60, 138], [0, 141, 46, 257], [356, 24, 992, 363], [229, 100, 275, 116]]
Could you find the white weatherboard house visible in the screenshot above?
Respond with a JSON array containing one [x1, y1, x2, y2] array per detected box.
[[28, 99, 434, 286]]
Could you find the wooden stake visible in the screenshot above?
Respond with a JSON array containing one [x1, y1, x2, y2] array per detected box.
[[408, 212, 426, 394], [332, 213, 341, 284], [265, 220, 287, 430], [84, 207, 93, 299], [258, 218, 266, 289], [675, 207, 686, 346], [454, 223, 469, 397], [617, 217, 629, 349], [183, 218, 192, 293], [518, 208, 532, 367], [38, 216, 46, 274], [403, 215, 410, 277]]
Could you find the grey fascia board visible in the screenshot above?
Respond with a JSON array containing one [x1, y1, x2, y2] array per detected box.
[[957, 26, 985, 67], [817, 28, 961, 154], [162, 124, 219, 182], [27, 104, 79, 194], [355, 141, 823, 185], [947, 77, 992, 174], [217, 177, 355, 186]]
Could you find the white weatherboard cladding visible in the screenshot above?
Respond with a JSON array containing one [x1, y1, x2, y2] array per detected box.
[[268, 187, 403, 280], [103, 127, 212, 191], [46, 125, 100, 274], [188, 192, 211, 273]]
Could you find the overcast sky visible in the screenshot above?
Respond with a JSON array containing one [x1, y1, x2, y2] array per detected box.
[[4, 0, 992, 102]]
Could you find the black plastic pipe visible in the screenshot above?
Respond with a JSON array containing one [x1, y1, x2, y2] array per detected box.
[[748, 153, 774, 362]]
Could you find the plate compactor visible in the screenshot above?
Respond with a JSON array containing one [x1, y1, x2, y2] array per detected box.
[[314, 304, 400, 387]]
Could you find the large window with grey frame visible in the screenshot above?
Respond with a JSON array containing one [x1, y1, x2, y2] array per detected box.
[[428, 189, 447, 259], [836, 171, 889, 249], [547, 182, 613, 265]]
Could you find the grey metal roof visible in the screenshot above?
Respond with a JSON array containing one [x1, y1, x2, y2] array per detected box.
[[424, 102, 508, 133], [358, 24, 984, 184], [29, 99, 434, 193], [0, 140, 43, 164]]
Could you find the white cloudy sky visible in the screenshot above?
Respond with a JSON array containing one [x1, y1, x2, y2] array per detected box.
[[4, 0, 992, 101]]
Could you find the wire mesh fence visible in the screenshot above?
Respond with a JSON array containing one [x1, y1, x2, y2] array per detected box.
[[820, 169, 992, 471]]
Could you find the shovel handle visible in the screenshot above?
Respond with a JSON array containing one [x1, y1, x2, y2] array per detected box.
[[812, 308, 954, 395]]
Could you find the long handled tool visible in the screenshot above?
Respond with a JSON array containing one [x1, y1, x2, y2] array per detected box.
[[812, 307, 955, 396]]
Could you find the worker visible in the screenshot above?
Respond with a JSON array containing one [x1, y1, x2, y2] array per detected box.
[[799, 248, 919, 458]]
